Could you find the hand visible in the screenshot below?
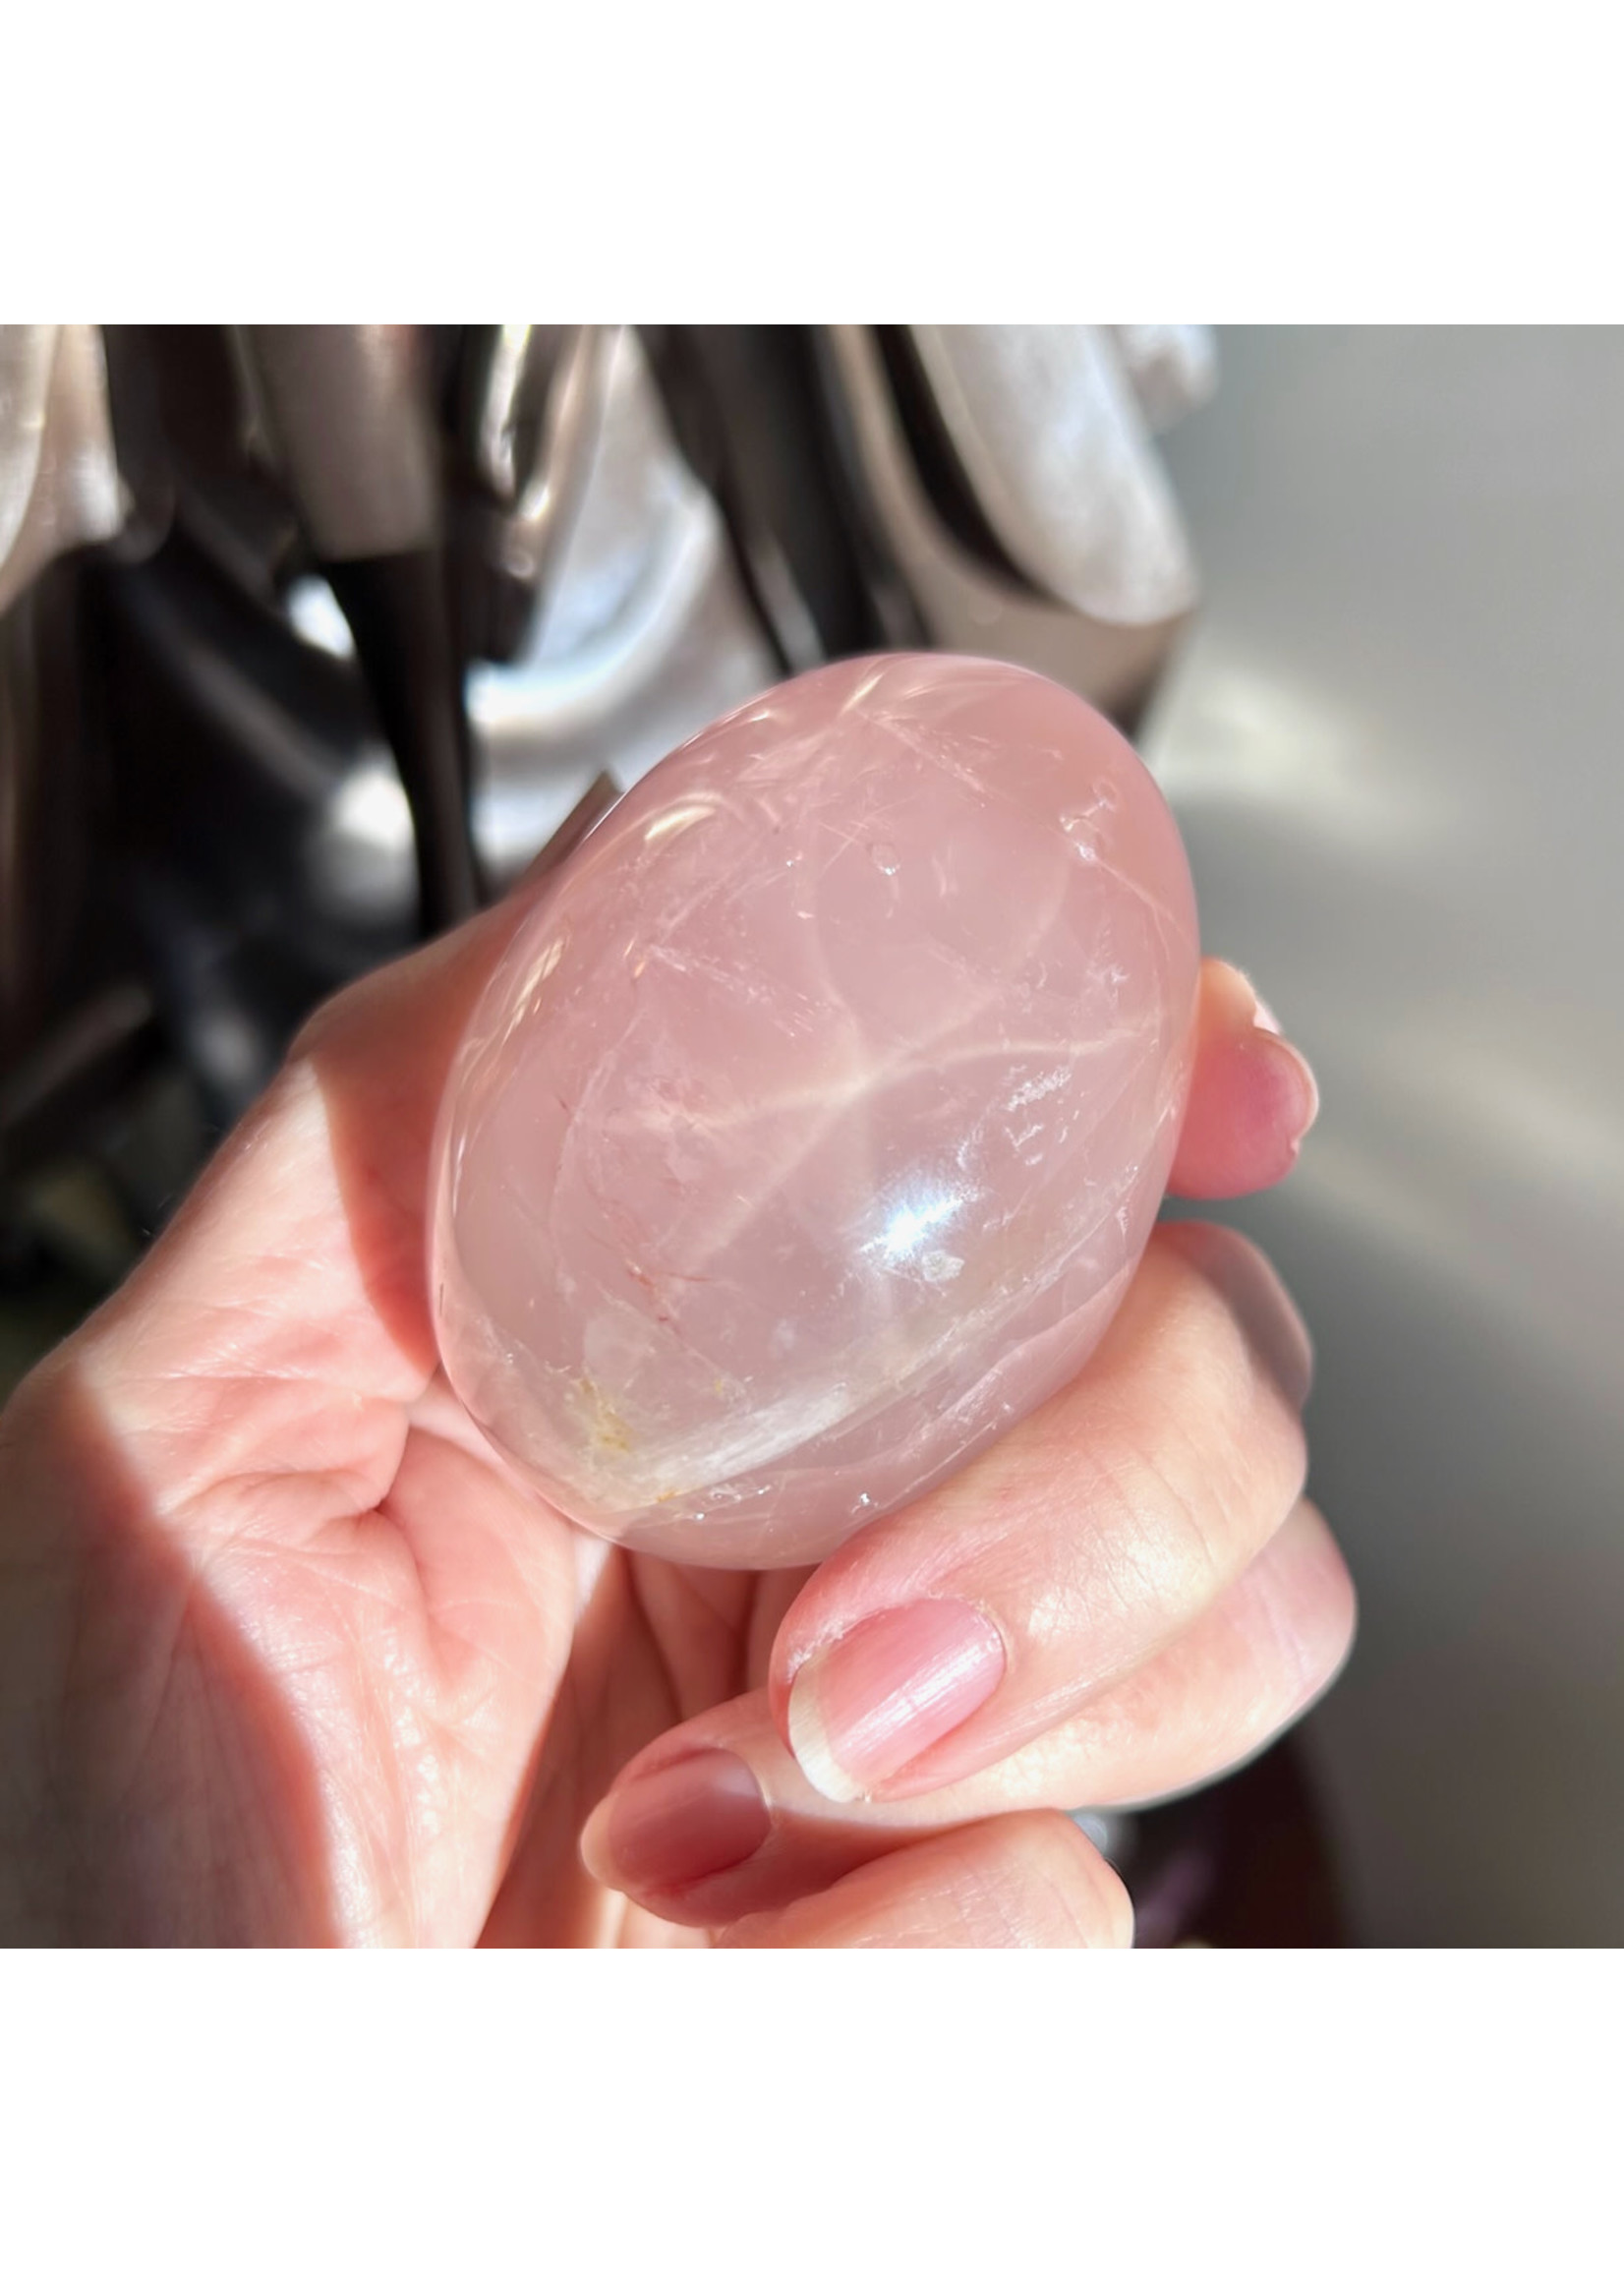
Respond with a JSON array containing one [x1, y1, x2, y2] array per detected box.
[[0, 868, 1348, 1946]]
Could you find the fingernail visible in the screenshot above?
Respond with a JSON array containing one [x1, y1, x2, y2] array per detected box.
[[1248, 987, 1284, 1035], [1268, 1033, 1320, 1142], [787, 1601, 1007, 1802], [1238, 974, 1318, 1136], [581, 1750, 770, 1895]]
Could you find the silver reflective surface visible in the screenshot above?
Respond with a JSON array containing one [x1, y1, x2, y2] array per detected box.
[[304, 328, 779, 917], [909, 325, 1201, 622], [0, 324, 122, 613], [1147, 327, 1624, 1946], [234, 325, 438, 558], [485, 324, 614, 595], [306, 326, 1216, 924], [823, 325, 1196, 723]]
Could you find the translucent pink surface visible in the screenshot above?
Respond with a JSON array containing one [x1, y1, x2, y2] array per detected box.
[[430, 656, 1200, 1567]]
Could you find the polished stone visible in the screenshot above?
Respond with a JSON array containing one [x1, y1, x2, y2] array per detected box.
[[431, 655, 1199, 1566]]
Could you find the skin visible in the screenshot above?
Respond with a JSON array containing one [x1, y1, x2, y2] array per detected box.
[[0, 861, 1351, 1947]]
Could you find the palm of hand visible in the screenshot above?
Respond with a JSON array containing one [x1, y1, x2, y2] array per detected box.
[[2, 920, 794, 1944], [0, 888, 1335, 1947]]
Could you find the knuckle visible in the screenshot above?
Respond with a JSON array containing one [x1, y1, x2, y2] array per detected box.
[[283, 973, 375, 1069], [1155, 1219, 1314, 1409], [1230, 1504, 1359, 1735], [1098, 1364, 1308, 1618]]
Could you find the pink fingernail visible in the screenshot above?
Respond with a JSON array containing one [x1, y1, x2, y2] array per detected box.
[[787, 1602, 1007, 1802], [585, 1750, 770, 1894], [1239, 976, 1319, 1141], [1265, 1032, 1321, 1142]]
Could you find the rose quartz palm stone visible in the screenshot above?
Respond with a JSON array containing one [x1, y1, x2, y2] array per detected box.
[[431, 655, 1199, 1567]]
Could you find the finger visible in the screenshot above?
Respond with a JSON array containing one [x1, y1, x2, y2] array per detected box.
[[1168, 960, 1319, 1200], [714, 1812, 1131, 1949], [768, 1219, 1311, 1805], [579, 1500, 1352, 1929], [979, 1496, 1356, 1809]]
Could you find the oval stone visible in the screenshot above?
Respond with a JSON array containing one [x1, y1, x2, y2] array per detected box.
[[430, 655, 1199, 1567]]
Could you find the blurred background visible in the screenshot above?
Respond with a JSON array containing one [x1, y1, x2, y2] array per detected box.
[[2, 324, 1618, 1945], [1148, 329, 1624, 1947]]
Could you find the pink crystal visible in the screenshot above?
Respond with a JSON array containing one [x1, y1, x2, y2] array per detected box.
[[430, 655, 1200, 1567]]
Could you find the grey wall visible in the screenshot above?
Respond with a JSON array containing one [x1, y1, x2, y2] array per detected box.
[[1145, 327, 1624, 1945]]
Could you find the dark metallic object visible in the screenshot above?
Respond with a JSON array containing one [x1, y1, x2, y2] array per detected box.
[[233, 325, 438, 560], [461, 324, 615, 664], [0, 325, 124, 615], [819, 324, 1195, 729], [235, 325, 479, 932], [0, 323, 1208, 1237]]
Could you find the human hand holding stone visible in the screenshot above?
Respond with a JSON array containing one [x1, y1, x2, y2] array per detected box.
[[0, 671, 1348, 1946]]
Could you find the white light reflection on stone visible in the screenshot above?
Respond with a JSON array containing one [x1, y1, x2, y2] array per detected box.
[[864, 1185, 968, 1267]]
